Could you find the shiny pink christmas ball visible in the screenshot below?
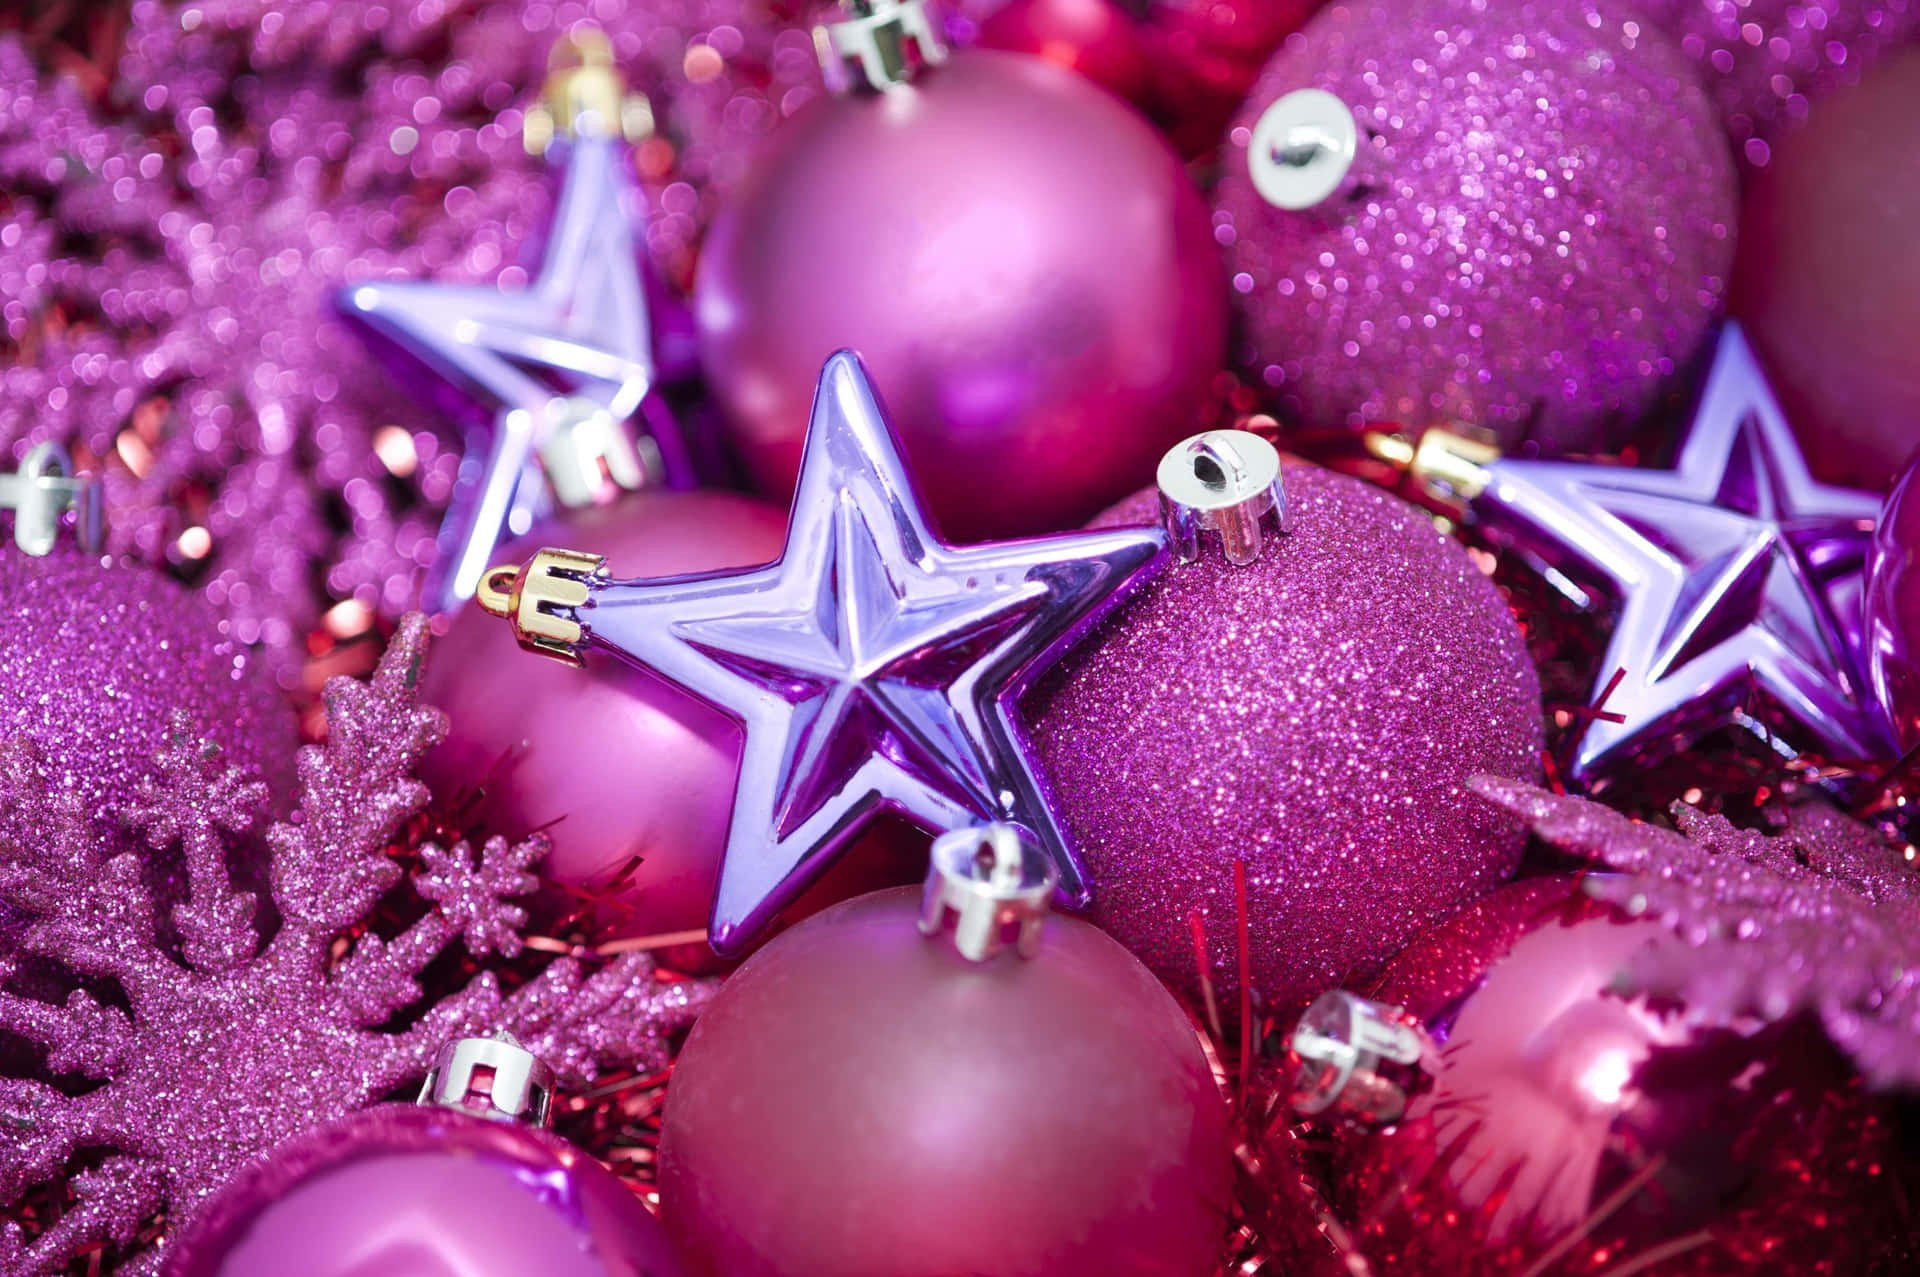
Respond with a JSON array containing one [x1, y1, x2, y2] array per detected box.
[[1214, 0, 1737, 456], [1140, 0, 1321, 153], [1328, 878, 1913, 1275], [1732, 48, 1920, 493], [1636, 0, 1920, 165], [0, 547, 297, 818], [1026, 465, 1542, 1012], [657, 886, 1233, 1277], [978, 0, 1157, 108], [1867, 453, 1920, 748], [696, 49, 1227, 542], [421, 490, 788, 953], [164, 1104, 689, 1277]]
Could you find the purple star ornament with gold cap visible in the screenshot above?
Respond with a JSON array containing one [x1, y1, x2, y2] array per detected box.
[[475, 350, 1167, 955], [336, 30, 694, 613], [1470, 322, 1892, 780]]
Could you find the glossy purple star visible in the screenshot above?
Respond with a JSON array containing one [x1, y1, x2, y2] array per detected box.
[[336, 133, 692, 612], [1475, 323, 1890, 780], [550, 351, 1165, 954]]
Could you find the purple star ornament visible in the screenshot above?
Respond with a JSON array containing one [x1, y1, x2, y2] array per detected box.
[[1474, 323, 1891, 780], [478, 351, 1167, 954], [336, 37, 693, 612]]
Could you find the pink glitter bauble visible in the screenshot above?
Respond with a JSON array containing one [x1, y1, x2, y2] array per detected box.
[[165, 1104, 690, 1277], [1214, 0, 1737, 456], [1867, 453, 1920, 748], [696, 49, 1227, 542], [422, 490, 784, 950], [0, 548, 296, 819], [658, 886, 1232, 1277], [1025, 466, 1542, 1011], [1327, 878, 1914, 1275], [1636, 0, 1920, 166], [1732, 48, 1920, 494]]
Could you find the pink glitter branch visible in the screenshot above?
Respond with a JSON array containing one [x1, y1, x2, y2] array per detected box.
[[1471, 775, 1920, 1090], [0, 614, 718, 1274]]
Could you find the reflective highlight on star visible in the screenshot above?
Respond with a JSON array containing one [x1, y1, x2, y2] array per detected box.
[[1476, 323, 1890, 779]]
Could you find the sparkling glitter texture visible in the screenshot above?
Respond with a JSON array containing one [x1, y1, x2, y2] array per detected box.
[[1026, 465, 1543, 1012], [1637, 0, 1920, 166], [1214, 0, 1738, 456], [1, 0, 828, 675], [0, 617, 715, 1275], [0, 547, 297, 822], [1474, 775, 1920, 1090]]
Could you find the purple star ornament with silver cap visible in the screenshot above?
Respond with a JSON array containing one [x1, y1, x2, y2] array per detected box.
[[337, 31, 694, 612], [1472, 322, 1891, 780], [477, 350, 1167, 955]]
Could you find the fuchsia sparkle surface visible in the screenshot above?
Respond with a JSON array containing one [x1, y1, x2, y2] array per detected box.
[[0, 620, 714, 1276], [1026, 466, 1543, 1013], [1214, 0, 1737, 456]]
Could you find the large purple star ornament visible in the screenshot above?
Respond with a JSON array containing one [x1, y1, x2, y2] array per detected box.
[[1470, 323, 1891, 781], [477, 351, 1167, 954], [337, 31, 694, 613]]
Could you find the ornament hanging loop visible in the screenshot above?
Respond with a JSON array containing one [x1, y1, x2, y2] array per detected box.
[[419, 1029, 558, 1128], [1247, 88, 1361, 211], [477, 546, 608, 667], [1157, 430, 1288, 566], [816, 0, 948, 94], [0, 442, 104, 557], [919, 823, 1058, 962], [1289, 990, 1434, 1124]]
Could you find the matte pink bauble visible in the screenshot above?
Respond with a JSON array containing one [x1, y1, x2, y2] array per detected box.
[[1732, 48, 1920, 493], [165, 1105, 688, 1277], [421, 490, 787, 952], [0, 547, 297, 818], [1025, 465, 1542, 1012], [1214, 0, 1737, 455], [657, 886, 1233, 1277], [1637, 0, 1920, 164], [1867, 453, 1920, 748], [1326, 879, 1911, 1275], [696, 49, 1227, 542]]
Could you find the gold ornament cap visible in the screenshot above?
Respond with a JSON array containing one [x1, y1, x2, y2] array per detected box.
[[523, 26, 656, 154], [477, 546, 608, 667]]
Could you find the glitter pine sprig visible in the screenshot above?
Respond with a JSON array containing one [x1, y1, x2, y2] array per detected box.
[[1472, 774, 1920, 1091], [0, 615, 714, 1275]]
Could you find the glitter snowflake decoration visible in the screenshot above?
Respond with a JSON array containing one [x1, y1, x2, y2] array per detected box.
[[0, 616, 715, 1275], [1472, 774, 1920, 1092]]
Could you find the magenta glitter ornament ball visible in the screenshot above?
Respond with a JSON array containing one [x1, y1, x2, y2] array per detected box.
[[696, 47, 1227, 542], [1732, 48, 1920, 494], [165, 1104, 690, 1277], [0, 547, 297, 819], [421, 489, 788, 953], [1214, 0, 1738, 455], [1318, 879, 1915, 1275], [658, 876, 1233, 1277], [1026, 464, 1542, 1012]]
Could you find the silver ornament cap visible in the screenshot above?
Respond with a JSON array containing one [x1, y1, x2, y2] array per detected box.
[[1247, 88, 1360, 211], [815, 0, 947, 94], [1289, 990, 1433, 1124], [918, 823, 1058, 962], [418, 1029, 558, 1128], [0, 442, 103, 556], [537, 395, 661, 508], [1156, 430, 1288, 566]]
